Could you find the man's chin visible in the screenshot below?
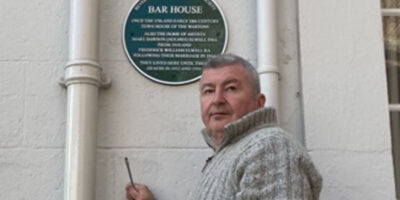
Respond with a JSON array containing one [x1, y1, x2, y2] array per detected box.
[[208, 120, 232, 132]]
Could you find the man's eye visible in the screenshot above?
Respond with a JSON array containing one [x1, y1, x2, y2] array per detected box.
[[226, 86, 236, 92], [203, 89, 213, 95]]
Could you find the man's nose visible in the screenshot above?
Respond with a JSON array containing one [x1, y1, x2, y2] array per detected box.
[[211, 89, 226, 104]]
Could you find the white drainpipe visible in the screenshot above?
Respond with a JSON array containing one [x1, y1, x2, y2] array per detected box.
[[59, 0, 110, 199], [257, 0, 280, 119]]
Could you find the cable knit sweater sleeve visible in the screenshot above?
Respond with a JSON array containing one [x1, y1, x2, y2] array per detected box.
[[234, 129, 322, 200]]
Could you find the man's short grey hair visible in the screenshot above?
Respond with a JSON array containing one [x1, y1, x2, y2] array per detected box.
[[202, 53, 261, 96]]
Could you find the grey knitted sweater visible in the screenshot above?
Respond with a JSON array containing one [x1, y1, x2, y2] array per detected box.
[[191, 108, 322, 200]]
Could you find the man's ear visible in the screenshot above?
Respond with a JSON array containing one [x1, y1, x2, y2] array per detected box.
[[257, 93, 266, 108]]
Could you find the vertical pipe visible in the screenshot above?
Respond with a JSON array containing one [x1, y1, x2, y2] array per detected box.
[[64, 84, 99, 200], [61, 0, 110, 199], [257, 0, 280, 119], [69, 0, 99, 60]]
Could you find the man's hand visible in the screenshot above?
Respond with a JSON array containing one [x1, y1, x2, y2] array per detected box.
[[125, 183, 155, 200]]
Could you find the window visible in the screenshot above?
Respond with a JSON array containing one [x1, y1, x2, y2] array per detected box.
[[382, 0, 400, 198]]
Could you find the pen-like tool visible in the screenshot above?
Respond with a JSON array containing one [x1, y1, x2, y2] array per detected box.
[[125, 157, 136, 190]]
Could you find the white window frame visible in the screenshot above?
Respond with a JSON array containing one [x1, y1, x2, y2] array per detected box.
[[383, 8, 400, 17], [382, 8, 400, 112]]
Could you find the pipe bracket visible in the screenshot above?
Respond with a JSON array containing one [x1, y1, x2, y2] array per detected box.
[[60, 59, 112, 89], [258, 67, 281, 80]]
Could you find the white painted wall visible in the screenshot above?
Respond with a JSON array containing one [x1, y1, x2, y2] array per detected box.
[[0, 0, 68, 199], [298, 0, 396, 199], [0, 0, 394, 199]]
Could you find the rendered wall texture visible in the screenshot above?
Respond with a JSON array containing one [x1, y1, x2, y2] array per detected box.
[[0, 0, 68, 199], [298, 0, 396, 199]]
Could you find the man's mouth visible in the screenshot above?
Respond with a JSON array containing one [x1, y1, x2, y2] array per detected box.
[[210, 112, 229, 118]]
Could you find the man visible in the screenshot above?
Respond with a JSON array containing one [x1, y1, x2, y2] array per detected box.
[[126, 54, 322, 200]]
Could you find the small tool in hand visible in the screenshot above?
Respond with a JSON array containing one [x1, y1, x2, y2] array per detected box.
[[124, 157, 136, 190]]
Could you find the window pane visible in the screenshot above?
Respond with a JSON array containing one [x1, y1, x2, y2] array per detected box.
[[383, 16, 400, 103], [391, 112, 400, 197], [383, 14, 400, 198], [382, 0, 400, 8]]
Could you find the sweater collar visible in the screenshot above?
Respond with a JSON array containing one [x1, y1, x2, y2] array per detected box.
[[201, 107, 277, 152]]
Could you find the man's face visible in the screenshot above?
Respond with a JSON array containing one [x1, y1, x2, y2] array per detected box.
[[199, 63, 265, 134]]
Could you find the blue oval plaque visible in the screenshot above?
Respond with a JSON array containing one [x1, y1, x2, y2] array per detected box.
[[123, 0, 228, 85]]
